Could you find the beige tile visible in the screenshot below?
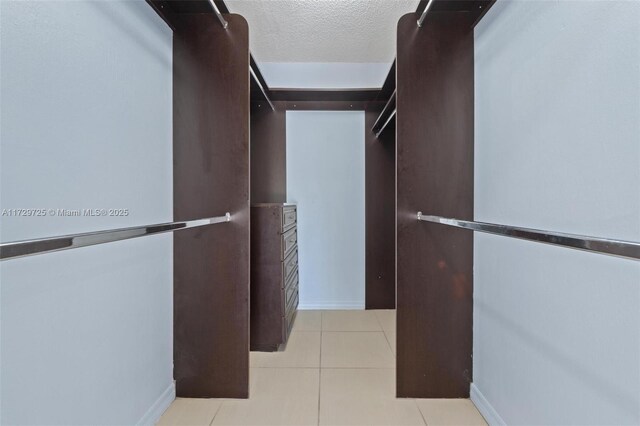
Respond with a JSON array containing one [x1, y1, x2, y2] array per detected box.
[[157, 398, 222, 426], [292, 310, 322, 331], [373, 309, 395, 335], [321, 332, 395, 368], [213, 399, 318, 426], [319, 369, 425, 426], [415, 399, 487, 426], [250, 331, 320, 368], [249, 368, 319, 398], [322, 310, 382, 331], [321, 367, 396, 399], [212, 368, 319, 426]]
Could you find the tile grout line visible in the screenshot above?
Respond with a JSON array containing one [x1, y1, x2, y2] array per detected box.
[[208, 398, 224, 426], [415, 399, 429, 426], [374, 311, 396, 357]]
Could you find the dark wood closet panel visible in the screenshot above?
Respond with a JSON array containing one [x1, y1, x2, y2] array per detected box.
[[173, 13, 250, 398], [250, 101, 287, 203], [396, 11, 475, 398], [365, 104, 396, 309]]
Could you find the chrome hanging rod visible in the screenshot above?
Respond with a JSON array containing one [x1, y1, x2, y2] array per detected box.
[[0, 213, 231, 261], [207, 0, 228, 29], [417, 0, 436, 27], [416, 213, 640, 261], [250, 66, 276, 111], [375, 109, 397, 138], [371, 89, 396, 136]]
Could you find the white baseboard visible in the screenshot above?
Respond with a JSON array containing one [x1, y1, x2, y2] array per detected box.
[[138, 381, 175, 425], [470, 383, 506, 426], [298, 302, 365, 310]]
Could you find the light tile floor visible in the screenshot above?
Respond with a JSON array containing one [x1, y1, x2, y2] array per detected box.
[[158, 310, 487, 426]]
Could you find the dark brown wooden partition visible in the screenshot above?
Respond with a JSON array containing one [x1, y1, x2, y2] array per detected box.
[[173, 13, 250, 398], [365, 104, 396, 309], [396, 11, 475, 398], [250, 101, 286, 203]]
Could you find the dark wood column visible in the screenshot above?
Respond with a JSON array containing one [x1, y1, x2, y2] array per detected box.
[[396, 11, 475, 398], [365, 104, 397, 309], [173, 13, 250, 398], [250, 101, 287, 203]]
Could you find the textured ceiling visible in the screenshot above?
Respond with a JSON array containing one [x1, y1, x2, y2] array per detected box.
[[226, 0, 420, 63]]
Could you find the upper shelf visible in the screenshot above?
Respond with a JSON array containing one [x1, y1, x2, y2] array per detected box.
[[148, 0, 497, 112], [147, 0, 276, 108], [416, 0, 496, 24]]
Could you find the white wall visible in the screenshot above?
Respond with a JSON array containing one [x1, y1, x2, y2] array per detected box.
[[473, 1, 640, 425], [286, 111, 365, 309], [0, 1, 174, 424]]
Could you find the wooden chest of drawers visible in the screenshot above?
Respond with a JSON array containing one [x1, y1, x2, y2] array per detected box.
[[250, 204, 299, 351]]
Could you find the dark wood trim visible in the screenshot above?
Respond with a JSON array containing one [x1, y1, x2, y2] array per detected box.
[[173, 13, 250, 398], [396, 11, 475, 398], [283, 101, 372, 111], [270, 89, 381, 103]]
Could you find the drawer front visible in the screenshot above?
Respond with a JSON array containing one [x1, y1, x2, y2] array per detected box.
[[283, 248, 298, 282], [284, 287, 299, 317], [284, 269, 298, 310], [285, 286, 298, 316], [284, 291, 299, 339], [282, 227, 297, 259], [282, 207, 297, 231]]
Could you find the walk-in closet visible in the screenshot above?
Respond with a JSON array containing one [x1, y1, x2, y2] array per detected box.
[[1, 0, 639, 424]]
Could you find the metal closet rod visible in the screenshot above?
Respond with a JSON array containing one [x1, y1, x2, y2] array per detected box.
[[375, 109, 396, 138], [416, 212, 640, 261], [371, 89, 396, 136], [250, 67, 276, 111], [208, 0, 228, 29], [203, 0, 275, 111], [0, 213, 231, 261], [417, 0, 436, 27]]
